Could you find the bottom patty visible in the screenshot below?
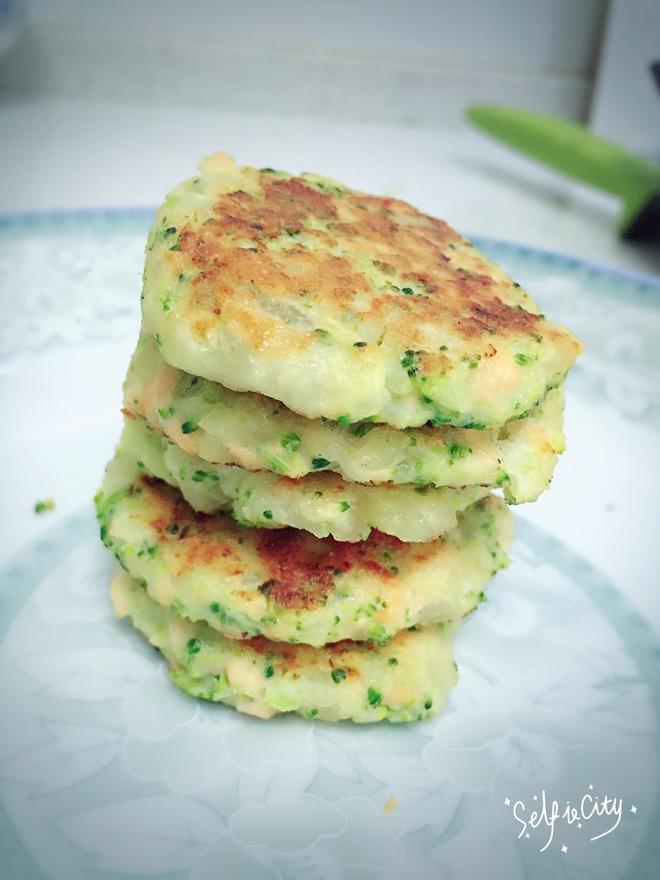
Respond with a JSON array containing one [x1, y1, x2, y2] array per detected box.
[[111, 570, 459, 724]]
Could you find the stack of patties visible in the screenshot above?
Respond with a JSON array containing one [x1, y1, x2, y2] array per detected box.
[[96, 154, 581, 723]]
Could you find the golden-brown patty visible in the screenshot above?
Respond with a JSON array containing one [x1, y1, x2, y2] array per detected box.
[[141, 153, 581, 428], [95, 451, 513, 647]]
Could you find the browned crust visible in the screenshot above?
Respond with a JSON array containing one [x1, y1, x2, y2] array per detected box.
[[255, 528, 401, 610], [143, 477, 238, 573], [239, 632, 370, 676], [169, 172, 556, 352], [241, 633, 374, 676]]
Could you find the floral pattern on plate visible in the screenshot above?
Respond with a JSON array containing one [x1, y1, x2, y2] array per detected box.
[[0, 512, 658, 880]]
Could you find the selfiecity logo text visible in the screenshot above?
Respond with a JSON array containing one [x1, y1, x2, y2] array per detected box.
[[503, 783, 638, 855]]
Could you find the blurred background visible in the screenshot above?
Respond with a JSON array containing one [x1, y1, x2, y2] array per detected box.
[[1, 0, 658, 274]]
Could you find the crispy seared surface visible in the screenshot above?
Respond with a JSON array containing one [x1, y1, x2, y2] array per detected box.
[[179, 179, 537, 345], [141, 154, 581, 428]]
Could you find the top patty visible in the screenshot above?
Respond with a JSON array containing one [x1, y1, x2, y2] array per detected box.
[[141, 153, 581, 429]]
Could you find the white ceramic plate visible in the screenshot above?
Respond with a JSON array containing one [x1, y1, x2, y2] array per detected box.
[[0, 209, 658, 880]]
